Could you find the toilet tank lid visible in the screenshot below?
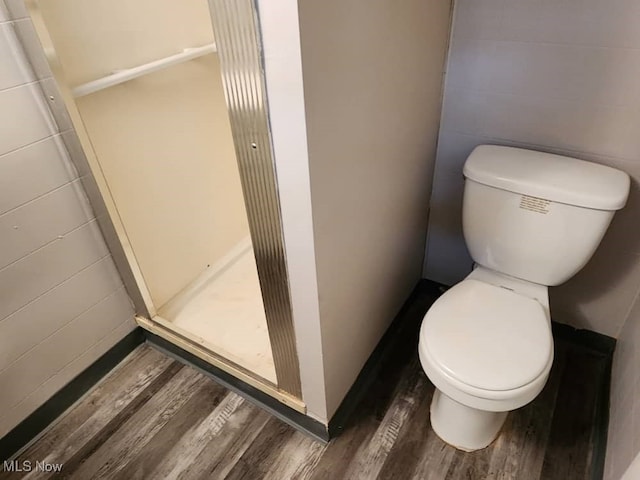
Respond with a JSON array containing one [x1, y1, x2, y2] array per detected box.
[[463, 145, 630, 210]]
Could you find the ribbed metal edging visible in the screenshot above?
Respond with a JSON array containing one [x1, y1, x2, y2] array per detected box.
[[207, 0, 302, 398]]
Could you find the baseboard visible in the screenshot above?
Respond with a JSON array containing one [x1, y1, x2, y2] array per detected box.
[[0, 327, 145, 461], [591, 353, 613, 480], [550, 322, 614, 480], [328, 280, 444, 437], [144, 331, 330, 443], [551, 321, 616, 357]]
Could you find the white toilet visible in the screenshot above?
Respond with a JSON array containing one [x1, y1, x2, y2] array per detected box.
[[418, 145, 630, 451]]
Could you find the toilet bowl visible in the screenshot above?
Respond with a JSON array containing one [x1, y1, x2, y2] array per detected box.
[[418, 145, 630, 451], [418, 269, 554, 450]]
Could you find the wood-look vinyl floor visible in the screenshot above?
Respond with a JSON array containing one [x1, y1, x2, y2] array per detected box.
[[2, 291, 608, 479]]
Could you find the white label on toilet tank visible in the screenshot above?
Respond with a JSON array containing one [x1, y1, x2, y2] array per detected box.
[[519, 195, 551, 214]]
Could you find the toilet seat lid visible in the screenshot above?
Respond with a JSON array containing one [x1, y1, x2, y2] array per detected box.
[[421, 279, 552, 392]]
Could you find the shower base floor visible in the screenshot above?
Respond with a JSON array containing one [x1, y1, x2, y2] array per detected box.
[[158, 243, 277, 384]]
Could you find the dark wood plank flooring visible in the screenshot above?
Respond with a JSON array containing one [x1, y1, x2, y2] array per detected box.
[[1, 289, 609, 479]]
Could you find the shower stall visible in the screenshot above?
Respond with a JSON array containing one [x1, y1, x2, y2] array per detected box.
[[25, 0, 303, 409]]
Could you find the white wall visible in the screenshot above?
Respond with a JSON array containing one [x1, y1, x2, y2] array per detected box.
[[606, 292, 640, 480], [424, 0, 640, 338], [298, 0, 452, 418], [0, 0, 135, 438]]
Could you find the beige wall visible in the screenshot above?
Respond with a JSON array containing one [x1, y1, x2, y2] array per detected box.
[[424, 0, 640, 338], [0, 1, 135, 438], [298, 0, 452, 418], [38, 0, 249, 309], [606, 292, 640, 480]]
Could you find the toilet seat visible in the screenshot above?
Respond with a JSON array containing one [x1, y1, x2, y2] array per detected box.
[[420, 279, 553, 393]]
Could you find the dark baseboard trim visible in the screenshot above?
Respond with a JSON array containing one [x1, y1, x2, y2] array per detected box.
[[591, 353, 613, 480], [550, 322, 614, 480], [551, 321, 616, 357], [328, 280, 444, 437], [0, 327, 145, 461], [144, 331, 330, 443]]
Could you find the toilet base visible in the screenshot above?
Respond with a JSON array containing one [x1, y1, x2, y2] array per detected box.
[[430, 389, 508, 452]]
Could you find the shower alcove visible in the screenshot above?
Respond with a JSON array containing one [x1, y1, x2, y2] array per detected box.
[[26, 0, 302, 408]]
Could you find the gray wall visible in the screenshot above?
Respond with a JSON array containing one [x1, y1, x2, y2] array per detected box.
[[298, 0, 452, 418], [607, 292, 640, 480], [424, 0, 640, 338], [0, 0, 135, 438]]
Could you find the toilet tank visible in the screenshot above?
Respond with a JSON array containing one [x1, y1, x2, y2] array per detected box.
[[462, 146, 630, 286]]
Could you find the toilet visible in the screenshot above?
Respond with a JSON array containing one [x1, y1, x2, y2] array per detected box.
[[418, 145, 630, 451]]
